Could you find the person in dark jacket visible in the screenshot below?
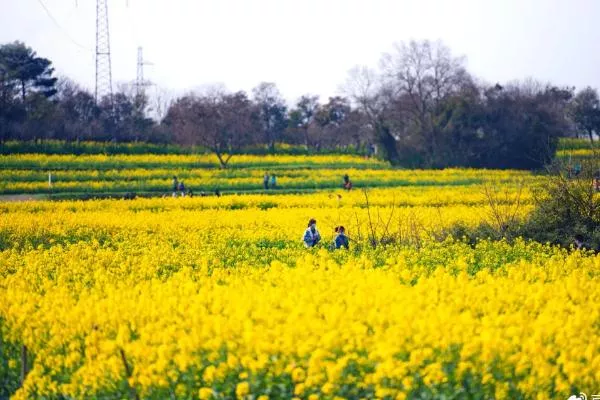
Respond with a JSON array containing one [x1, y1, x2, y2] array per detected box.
[[333, 226, 349, 249], [574, 233, 586, 250], [343, 174, 353, 190]]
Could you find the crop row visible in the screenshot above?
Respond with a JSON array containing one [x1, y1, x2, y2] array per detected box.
[[0, 168, 536, 195], [0, 154, 387, 171]]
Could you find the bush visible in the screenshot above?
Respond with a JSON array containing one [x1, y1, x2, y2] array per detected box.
[[522, 158, 600, 250], [442, 160, 600, 251], [445, 222, 523, 246], [0, 140, 368, 156]]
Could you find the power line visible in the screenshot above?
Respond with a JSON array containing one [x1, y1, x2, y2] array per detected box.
[[125, 0, 140, 46], [35, 0, 93, 53]]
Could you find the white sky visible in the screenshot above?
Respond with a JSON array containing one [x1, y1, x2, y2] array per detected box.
[[1, 0, 599, 104]]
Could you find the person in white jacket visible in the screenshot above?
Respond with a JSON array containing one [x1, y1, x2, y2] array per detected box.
[[303, 218, 321, 248]]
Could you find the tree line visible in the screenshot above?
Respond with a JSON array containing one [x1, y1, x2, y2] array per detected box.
[[2, 40, 600, 168]]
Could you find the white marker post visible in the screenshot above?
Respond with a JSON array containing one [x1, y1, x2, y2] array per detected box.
[[48, 172, 52, 188]]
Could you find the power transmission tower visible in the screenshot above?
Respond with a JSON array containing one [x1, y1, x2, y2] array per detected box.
[[95, 0, 113, 104], [135, 46, 152, 97]]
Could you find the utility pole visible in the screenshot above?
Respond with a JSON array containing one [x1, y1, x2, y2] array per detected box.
[[135, 46, 152, 97], [95, 0, 113, 105]]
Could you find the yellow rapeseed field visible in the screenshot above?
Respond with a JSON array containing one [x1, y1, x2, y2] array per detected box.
[[0, 163, 598, 399]]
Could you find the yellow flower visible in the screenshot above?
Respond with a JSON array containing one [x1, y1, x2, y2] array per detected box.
[[294, 383, 305, 395], [236, 381, 250, 398], [292, 367, 306, 382], [198, 387, 213, 400], [401, 377, 412, 390], [321, 382, 335, 395], [202, 365, 216, 383], [0, 169, 598, 400]]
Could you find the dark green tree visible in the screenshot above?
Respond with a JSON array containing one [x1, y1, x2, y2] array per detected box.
[[0, 41, 57, 101], [478, 82, 572, 169], [0, 42, 58, 142]]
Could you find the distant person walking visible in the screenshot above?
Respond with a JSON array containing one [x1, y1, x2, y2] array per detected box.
[[333, 226, 350, 250], [172, 176, 179, 197], [303, 218, 321, 248], [270, 174, 277, 189], [178, 181, 186, 197], [343, 174, 353, 191], [263, 172, 270, 190]]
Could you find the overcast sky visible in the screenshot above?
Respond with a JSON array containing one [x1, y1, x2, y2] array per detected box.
[[1, 0, 599, 103]]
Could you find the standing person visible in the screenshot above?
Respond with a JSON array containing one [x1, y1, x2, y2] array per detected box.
[[303, 218, 321, 248], [333, 226, 350, 250], [574, 234, 585, 250], [574, 163, 582, 177], [270, 174, 277, 189], [368, 143, 377, 158], [263, 172, 270, 190], [172, 176, 178, 197], [178, 181, 186, 197]]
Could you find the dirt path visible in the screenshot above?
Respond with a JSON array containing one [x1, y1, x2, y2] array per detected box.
[[0, 194, 46, 202]]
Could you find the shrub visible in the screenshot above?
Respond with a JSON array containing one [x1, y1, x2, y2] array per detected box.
[[522, 157, 600, 250]]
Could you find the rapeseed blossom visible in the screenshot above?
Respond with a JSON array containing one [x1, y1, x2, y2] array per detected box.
[[0, 179, 598, 399]]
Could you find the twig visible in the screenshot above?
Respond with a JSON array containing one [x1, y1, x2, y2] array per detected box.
[[119, 348, 140, 400], [20, 345, 28, 386], [363, 188, 377, 247]]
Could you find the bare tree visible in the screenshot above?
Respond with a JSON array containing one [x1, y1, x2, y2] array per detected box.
[[164, 89, 258, 168], [288, 94, 320, 148], [314, 97, 365, 149], [54, 77, 99, 141], [252, 82, 287, 151], [149, 86, 175, 122], [379, 40, 473, 165], [343, 66, 400, 163]]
